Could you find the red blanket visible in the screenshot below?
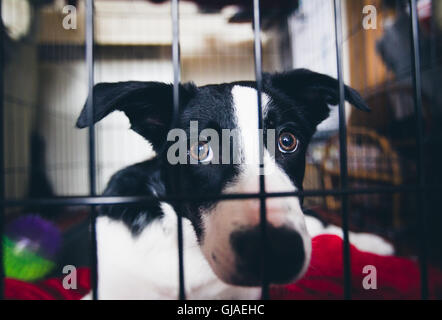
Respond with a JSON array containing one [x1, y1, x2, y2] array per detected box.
[[5, 235, 442, 300]]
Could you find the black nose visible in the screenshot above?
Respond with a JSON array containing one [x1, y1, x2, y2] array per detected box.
[[229, 226, 305, 286]]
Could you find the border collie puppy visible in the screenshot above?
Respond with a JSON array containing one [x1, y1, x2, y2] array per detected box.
[[76, 69, 370, 299]]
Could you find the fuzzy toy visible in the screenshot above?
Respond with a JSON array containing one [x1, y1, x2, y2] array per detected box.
[[3, 215, 61, 281]]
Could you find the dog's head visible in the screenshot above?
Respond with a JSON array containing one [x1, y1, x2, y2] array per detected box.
[[77, 69, 368, 286]]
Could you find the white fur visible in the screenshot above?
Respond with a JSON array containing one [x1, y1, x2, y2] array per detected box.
[[231, 85, 270, 168], [95, 203, 260, 300]]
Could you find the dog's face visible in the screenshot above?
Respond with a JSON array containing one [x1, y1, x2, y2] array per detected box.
[[77, 69, 368, 286]]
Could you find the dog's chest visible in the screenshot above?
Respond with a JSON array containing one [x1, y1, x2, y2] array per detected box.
[[95, 203, 260, 300]]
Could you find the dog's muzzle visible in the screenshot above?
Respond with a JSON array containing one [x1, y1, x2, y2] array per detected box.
[[201, 197, 311, 287], [200, 160, 311, 286]]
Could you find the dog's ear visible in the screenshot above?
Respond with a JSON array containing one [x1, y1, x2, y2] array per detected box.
[[76, 81, 196, 149], [265, 69, 369, 128]]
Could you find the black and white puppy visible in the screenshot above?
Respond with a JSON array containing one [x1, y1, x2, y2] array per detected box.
[[76, 69, 369, 299]]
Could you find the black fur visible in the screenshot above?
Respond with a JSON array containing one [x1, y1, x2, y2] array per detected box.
[[99, 159, 165, 235]]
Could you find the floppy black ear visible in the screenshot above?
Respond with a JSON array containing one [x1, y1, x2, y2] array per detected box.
[[76, 81, 196, 150], [265, 69, 369, 128]]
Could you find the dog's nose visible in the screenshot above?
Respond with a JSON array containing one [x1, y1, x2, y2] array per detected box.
[[229, 226, 305, 286]]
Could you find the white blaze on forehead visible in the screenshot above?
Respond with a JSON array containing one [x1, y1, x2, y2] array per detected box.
[[228, 85, 307, 230], [200, 86, 312, 284], [231, 85, 270, 167]]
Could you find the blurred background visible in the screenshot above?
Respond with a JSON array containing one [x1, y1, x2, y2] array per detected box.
[[2, 0, 441, 291]]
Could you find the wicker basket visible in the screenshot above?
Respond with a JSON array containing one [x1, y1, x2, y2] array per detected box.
[[321, 127, 402, 228]]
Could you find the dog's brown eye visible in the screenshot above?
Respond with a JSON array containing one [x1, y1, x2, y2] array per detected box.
[[189, 141, 212, 163], [278, 132, 299, 153]]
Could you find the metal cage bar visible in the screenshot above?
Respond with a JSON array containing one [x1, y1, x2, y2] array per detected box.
[[171, 0, 186, 300], [85, 0, 99, 300], [409, 0, 429, 300], [252, 0, 269, 300], [1, 184, 441, 207], [0, 0, 4, 301], [333, 0, 351, 300]]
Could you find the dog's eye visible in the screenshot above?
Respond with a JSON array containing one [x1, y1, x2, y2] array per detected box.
[[278, 132, 299, 153], [189, 141, 213, 163]]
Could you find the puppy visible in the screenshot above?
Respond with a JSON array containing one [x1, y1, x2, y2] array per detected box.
[[77, 69, 370, 299]]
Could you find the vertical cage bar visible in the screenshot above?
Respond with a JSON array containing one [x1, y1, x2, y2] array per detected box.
[[86, 0, 99, 300], [252, 0, 269, 300], [0, 0, 4, 301], [333, 0, 351, 300], [409, 0, 429, 300], [171, 0, 186, 300]]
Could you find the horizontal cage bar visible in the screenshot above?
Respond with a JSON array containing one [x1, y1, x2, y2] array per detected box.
[[2, 184, 441, 207]]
